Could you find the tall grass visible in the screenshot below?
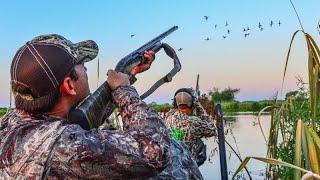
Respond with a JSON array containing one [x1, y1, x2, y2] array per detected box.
[[233, 31, 320, 179]]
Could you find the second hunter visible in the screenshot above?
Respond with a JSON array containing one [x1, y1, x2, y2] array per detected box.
[[164, 88, 216, 166]]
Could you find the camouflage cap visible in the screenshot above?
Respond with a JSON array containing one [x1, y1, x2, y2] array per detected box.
[[10, 34, 99, 98], [175, 91, 193, 108], [30, 34, 99, 63]]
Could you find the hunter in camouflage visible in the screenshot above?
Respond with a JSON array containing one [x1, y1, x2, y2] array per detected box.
[[0, 34, 203, 179], [165, 88, 216, 166]]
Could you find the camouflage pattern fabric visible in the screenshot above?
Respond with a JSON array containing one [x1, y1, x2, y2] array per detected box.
[[0, 85, 202, 179], [164, 101, 216, 161], [30, 34, 99, 63], [156, 139, 203, 180]]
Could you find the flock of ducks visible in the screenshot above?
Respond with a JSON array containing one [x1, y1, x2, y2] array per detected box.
[[203, 16, 282, 41], [128, 16, 283, 52]]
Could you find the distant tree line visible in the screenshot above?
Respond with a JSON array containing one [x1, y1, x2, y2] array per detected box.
[[210, 87, 240, 102], [220, 100, 280, 113], [148, 102, 172, 114], [147, 87, 291, 115], [0, 108, 7, 117], [0, 88, 299, 118]]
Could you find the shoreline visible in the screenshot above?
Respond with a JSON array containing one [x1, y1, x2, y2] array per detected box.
[[224, 111, 271, 116]]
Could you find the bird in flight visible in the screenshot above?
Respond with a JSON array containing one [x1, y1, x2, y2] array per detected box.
[[258, 22, 262, 29], [205, 37, 211, 41], [270, 20, 274, 27], [222, 35, 227, 39], [243, 28, 246, 32], [214, 24, 218, 29], [246, 26, 250, 31], [204, 16, 209, 21], [278, 20, 281, 26], [227, 29, 230, 34], [130, 34, 135, 38], [225, 21, 228, 26], [244, 33, 250, 38], [178, 48, 183, 51], [252, 121, 258, 126], [260, 27, 264, 31]]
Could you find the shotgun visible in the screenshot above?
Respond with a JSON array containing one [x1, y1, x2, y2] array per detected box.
[[69, 26, 181, 130]]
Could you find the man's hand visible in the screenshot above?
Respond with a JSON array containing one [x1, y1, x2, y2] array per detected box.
[[130, 51, 155, 75], [107, 70, 130, 90]]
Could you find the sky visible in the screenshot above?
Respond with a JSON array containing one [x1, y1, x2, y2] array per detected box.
[[0, 0, 320, 107]]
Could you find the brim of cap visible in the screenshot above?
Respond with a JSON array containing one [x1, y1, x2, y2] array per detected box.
[[73, 40, 99, 64], [177, 103, 192, 108]]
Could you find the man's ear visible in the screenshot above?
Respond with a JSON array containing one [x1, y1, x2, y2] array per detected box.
[[60, 77, 77, 96]]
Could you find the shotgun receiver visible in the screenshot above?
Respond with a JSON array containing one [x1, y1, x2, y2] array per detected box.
[[69, 26, 181, 130]]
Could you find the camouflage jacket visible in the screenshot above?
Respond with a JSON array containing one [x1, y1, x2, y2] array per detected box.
[[0, 85, 202, 179], [164, 101, 216, 159]]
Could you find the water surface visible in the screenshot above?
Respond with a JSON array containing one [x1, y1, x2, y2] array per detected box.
[[199, 114, 271, 179]]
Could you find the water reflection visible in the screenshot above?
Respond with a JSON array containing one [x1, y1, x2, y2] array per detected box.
[[199, 115, 271, 180]]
